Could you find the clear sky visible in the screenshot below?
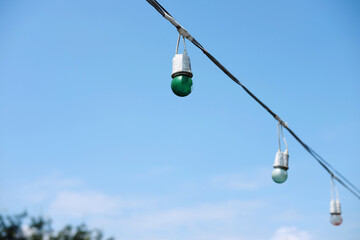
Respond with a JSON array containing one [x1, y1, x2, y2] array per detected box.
[[1, 0, 359, 239]]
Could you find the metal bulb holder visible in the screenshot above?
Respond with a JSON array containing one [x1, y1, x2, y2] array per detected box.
[[272, 150, 289, 184], [329, 200, 343, 226], [171, 50, 193, 97]]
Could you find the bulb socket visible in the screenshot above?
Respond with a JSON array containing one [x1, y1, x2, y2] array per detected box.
[[273, 150, 289, 170], [171, 51, 193, 78], [330, 199, 342, 215]]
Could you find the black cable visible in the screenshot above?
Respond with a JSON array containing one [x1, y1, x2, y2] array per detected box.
[[146, 0, 172, 17], [145, 0, 165, 17], [286, 126, 360, 199], [309, 147, 360, 195], [145, 0, 360, 200]]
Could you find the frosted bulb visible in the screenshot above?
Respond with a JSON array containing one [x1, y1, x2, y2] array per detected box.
[[330, 214, 343, 226], [272, 168, 288, 184]]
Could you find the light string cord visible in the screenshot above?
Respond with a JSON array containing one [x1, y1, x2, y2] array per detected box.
[[183, 36, 187, 52], [331, 176, 335, 201], [175, 34, 180, 54], [331, 176, 340, 201], [277, 122, 281, 151], [145, 0, 360, 200], [175, 34, 187, 54], [281, 123, 288, 152]]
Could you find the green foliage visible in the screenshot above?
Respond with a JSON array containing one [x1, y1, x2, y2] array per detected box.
[[0, 213, 114, 240]]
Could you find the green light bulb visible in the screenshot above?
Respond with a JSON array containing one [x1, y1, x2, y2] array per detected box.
[[272, 168, 288, 184], [171, 75, 193, 97]]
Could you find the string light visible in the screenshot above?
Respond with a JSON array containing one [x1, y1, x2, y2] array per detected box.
[[330, 176, 343, 226], [272, 122, 289, 184], [145, 0, 360, 225], [171, 35, 193, 97]]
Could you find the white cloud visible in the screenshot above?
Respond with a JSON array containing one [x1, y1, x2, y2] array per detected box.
[[8, 175, 315, 240], [84, 199, 266, 240], [23, 174, 83, 204], [270, 227, 312, 240], [48, 190, 144, 218], [117, 200, 265, 231], [49, 191, 122, 217], [18, 175, 268, 240], [211, 168, 269, 190]]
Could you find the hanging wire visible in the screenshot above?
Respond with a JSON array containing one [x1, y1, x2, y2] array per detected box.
[[331, 176, 334, 200], [281, 123, 288, 151], [175, 34, 187, 54], [145, 0, 360, 200], [277, 122, 281, 151], [277, 122, 288, 152], [331, 176, 339, 201], [183, 36, 187, 52], [175, 34, 180, 54]]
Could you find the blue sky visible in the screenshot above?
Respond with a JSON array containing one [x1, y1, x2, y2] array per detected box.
[[0, 0, 359, 239]]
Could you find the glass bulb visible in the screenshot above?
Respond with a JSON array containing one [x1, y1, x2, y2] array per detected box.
[[272, 168, 288, 184], [171, 75, 193, 97], [330, 214, 343, 226]]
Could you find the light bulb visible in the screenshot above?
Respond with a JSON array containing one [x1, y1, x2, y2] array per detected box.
[[329, 199, 342, 226], [272, 167, 288, 183], [171, 49, 193, 97], [272, 150, 289, 184], [330, 214, 343, 226], [171, 75, 193, 97]]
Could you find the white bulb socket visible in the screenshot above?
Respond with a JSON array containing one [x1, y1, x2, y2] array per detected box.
[[172, 51, 193, 78], [330, 199, 341, 215], [273, 150, 289, 170]]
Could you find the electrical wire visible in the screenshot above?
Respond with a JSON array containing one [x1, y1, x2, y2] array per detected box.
[[277, 122, 282, 152], [331, 176, 339, 201], [281, 124, 288, 152], [145, 0, 360, 200], [277, 122, 288, 152], [175, 34, 187, 54]]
